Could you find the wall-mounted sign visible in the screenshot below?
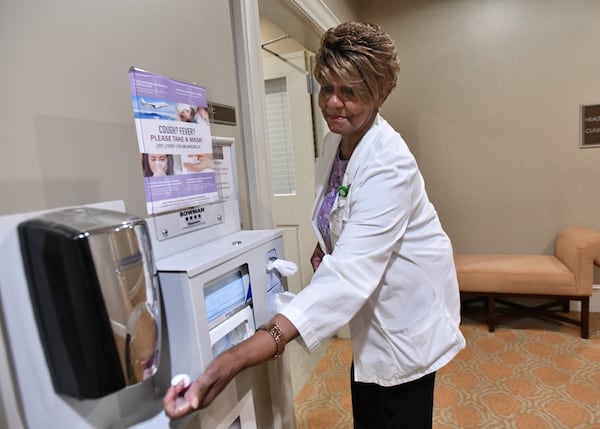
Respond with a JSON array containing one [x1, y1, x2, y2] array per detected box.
[[129, 67, 218, 214], [208, 102, 236, 126], [580, 104, 600, 148]]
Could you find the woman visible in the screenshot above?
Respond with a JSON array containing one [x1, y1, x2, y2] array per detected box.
[[141, 153, 174, 177], [164, 22, 465, 428]]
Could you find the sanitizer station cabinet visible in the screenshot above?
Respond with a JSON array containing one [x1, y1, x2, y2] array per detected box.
[[0, 138, 296, 428]]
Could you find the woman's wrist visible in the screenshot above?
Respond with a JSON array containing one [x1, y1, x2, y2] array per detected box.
[[256, 323, 286, 359], [228, 314, 298, 369]]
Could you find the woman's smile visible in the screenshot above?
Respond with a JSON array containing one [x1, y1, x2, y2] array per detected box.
[[327, 114, 350, 122]]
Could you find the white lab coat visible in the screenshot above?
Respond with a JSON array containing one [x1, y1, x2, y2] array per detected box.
[[279, 115, 466, 386]]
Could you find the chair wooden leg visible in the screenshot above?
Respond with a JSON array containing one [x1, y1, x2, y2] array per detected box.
[[487, 294, 496, 332], [581, 297, 590, 339]]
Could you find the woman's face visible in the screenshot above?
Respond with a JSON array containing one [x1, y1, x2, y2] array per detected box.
[[318, 78, 380, 145], [148, 154, 168, 176], [176, 104, 195, 122]]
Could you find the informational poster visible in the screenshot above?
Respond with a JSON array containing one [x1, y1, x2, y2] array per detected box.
[[129, 68, 218, 214]]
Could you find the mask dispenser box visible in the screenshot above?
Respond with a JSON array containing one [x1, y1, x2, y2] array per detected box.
[[146, 137, 296, 429], [0, 201, 170, 429], [155, 228, 288, 429], [156, 228, 285, 378]]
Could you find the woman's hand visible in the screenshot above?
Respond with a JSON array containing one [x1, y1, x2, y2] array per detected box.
[[162, 379, 194, 419], [183, 154, 216, 173], [311, 243, 325, 272], [163, 349, 240, 419], [162, 314, 298, 420]]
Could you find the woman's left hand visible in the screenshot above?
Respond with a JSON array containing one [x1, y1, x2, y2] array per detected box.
[[311, 243, 325, 272]]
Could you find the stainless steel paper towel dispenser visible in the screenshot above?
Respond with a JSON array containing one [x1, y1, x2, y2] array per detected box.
[[18, 207, 161, 400]]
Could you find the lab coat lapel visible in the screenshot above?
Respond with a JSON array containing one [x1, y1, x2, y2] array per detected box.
[[328, 115, 385, 248]]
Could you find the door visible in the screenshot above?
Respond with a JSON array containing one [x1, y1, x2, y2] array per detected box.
[[262, 50, 320, 294]]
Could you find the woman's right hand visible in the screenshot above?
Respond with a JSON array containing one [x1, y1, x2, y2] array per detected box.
[[310, 243, 324, 272], [163, 314, 299, 420], [163, 348, 240, 420]]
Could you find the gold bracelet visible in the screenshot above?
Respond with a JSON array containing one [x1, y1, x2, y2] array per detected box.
[[257, 323, 285, 359]]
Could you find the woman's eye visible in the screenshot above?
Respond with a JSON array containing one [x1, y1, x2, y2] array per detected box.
[[320, 86, 333, 94], [341, 87, 355, 98]]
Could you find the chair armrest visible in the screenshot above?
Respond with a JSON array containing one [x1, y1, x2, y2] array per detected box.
[[554, 225, 600, 293]]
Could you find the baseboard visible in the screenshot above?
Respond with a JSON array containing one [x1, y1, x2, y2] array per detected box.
[[570, 284, 600, 312]]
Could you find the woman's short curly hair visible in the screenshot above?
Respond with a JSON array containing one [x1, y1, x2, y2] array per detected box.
[[314, 22, 400, 105]]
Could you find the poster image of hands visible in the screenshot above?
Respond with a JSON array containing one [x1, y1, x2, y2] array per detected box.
[[129, 68, 217, 215]]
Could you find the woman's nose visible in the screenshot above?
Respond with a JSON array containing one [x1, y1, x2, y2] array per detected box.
[[326, 93, 343, 108]]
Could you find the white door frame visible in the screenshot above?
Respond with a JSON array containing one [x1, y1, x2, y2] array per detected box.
[[230, 0, 338, 229]]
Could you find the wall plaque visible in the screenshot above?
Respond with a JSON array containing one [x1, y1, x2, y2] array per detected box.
[[581, 104, 600, 148]]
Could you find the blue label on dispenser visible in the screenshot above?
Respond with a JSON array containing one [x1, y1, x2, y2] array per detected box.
[[204, 268, 248, 325]]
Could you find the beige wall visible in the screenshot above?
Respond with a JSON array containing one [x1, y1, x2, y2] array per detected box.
[[2, 0, 597, 258], [0, 0, 250, 227], [323, 0, 361, 24], [352, 0, 600, 258]]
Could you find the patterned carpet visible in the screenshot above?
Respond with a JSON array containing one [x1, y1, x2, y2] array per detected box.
[[294, 313, 600, 429]]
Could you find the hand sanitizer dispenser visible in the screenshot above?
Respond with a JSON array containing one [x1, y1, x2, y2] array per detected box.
[[18, 207, 161, 400]]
